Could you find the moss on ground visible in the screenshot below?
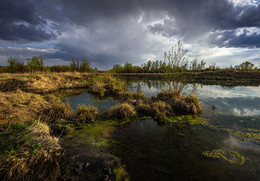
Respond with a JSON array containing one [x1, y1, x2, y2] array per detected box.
[[202, 149, 245, 165], [67, 120, 119, 148], [165, 115, 209, 126]]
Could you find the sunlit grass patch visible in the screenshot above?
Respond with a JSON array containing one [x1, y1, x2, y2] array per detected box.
[[0, 91, 72, 125], [103, 103, 137, 119], [156, 90, 203, 115], [75, 104, 98, 123]]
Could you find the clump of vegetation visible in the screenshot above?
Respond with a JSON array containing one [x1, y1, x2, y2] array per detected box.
[[87, 75, 125, 98], [123, 91, 144, 101], [156, 90, 202, 115], [75, 104, 98, 123], [103, 103, 137, 119], [88, 82, 106, 97], [156, 89, 182, 102], [152, 101, 172, 120], [44, 96, 72, 121], [202, 149, 245, 165], [184, 94, 203, 114], [135, 100, 153, 116], [0, 121, 63, 180]]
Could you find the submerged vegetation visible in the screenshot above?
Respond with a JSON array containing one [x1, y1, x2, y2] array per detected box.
[[202, 149, 245, 165], [223, 128, 260, 142]]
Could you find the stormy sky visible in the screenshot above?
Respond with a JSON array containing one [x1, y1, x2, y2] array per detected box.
[[0, 0, 259, 69]]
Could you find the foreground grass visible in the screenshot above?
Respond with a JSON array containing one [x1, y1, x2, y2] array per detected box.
[[0, 73, 127, 180], [0, 121, 63, 180]]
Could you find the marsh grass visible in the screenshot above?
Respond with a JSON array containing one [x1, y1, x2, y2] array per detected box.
[[75, 104, 98, 123], [152, 101, 173, 120], [0, 90, 72, 125], [0, 121, 63, 180], [103, 103, 137, 119], [0, 73, 88, 93], [87, 74, 126, 98], [156, 90, 202, 115]]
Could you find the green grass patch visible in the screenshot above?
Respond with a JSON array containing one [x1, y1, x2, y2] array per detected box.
[[67, 120, 119, 148], [202, 149, 245, 165]]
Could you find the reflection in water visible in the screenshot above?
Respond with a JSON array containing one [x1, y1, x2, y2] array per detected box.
[[60, 79, 260, 181]]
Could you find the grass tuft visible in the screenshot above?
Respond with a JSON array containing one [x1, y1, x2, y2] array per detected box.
[[103, 103, 137, 119], [75, 104, 98, 123]]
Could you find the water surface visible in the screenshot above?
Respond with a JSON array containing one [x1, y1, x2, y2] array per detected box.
[[61, 79, 260, 180]]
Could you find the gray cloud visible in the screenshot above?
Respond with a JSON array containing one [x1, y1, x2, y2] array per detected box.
[[0, 0, 55, 42]]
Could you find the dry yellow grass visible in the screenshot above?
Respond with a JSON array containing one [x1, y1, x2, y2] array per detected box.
[[104, 102, 137, 119], [156, 90, 202, 115], [76, 104, 98, 123], [0, 72, 89, 93], [0, 121, 63, 180], [0, 90, 71, 125]]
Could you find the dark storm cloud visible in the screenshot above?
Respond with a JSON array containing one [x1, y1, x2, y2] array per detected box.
[[48, 0, 260, 48], [147, 0, 260, 41], [0, 0, 55, 42], [208, 29, 260, 48], [1, 0, 260, 67]]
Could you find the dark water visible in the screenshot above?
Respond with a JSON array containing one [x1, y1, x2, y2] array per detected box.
[[61, 80, 260, 181]]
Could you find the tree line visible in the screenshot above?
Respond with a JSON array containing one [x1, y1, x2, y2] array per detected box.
[[0, 56, 95, 73], [0, 41, 258, 73], [110, 41, 257, 73], [110, 59, 257, 73]]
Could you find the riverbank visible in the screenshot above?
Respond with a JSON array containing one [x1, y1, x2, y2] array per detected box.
[[114, 71, 260, 86]]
